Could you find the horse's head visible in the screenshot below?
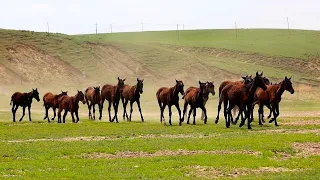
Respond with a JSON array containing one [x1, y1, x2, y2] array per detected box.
[[242, 75, 253, 85], [199, 81, 208, 95], [137, 78, 144, 94], [59, 90, 68, 98], [175, 79, 184, 96], [262, 76, 271, 85], [206, 81, 215, 96], [117, 77, 126, 93], [94, 86, 100, 95], [283, 76, 295, 94], [77, 90, 86, 104], [253, 72, 267, 91], [32, 88, 40, 102]]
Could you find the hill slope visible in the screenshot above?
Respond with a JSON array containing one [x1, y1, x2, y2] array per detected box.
[[0, 29, 319, 87]]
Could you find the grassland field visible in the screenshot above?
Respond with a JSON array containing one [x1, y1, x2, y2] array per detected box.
[[0, 28, 319, 179]]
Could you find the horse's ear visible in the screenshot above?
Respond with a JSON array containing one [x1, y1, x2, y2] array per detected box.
[[118, 77, 120, 81], [98, 86, 100, 89], [199, 81, 201, 85], [123, 78, 126, 81], [61, 90, 63, 93], [176, 79, 178, 83], [260, 72, 263, 76], [289, 76, 292, 81], [256, 72, 259, 76], [285, 76, 288, 80], [35, 88, 37, 91], [142, 79, 144, 82]]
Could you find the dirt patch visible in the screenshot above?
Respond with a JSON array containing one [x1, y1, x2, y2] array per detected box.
[[281, 119, 320, 126], [75, 149, 261, 159], [293, 142, 320, 157], [6, 44, 82, 83], [270, 151, 293, 161], [185, 165, 303, 179], [250, 129, 320, 135]]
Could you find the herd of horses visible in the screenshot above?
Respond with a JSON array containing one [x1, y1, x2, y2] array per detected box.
[[10, 72, 295, 129]]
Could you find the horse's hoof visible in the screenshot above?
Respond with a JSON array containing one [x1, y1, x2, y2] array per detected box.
[[232, 122, 237, 125], [275, 124, 279, 126], [269, 119, 274, 123], [215, 119, 219, 124], [239, 123, 244, 128], [248, 127, 252, 130]]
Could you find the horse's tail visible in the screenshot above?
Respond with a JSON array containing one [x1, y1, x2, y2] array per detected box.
[[10, 99, 12, 105]]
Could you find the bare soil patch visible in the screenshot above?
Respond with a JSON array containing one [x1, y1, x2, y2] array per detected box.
[[293, 142, 320, 157], [281, 119, 320, 126], [185, 165, 303, 179], [75, 149, 261, 159]]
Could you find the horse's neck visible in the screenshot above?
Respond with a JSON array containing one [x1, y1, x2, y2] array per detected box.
[[247, 81, 258, 98], [275, 81, 285, 98], [73, 94, 80, 104], [171, 85, 179, 97], [133, 85, 139, 96], [26, 92, 33, 100], [114, 84, 121, 96]]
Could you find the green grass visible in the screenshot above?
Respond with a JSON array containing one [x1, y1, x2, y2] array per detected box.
[[0, 117, 319, 179]]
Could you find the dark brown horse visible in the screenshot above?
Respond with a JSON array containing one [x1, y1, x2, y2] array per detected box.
[[181, 81, 208, 125], [216, 72, 267, 129], [10, 88, 40, 122], [156, 80, 184, 125], [182, 81, 215, 120], [253, 76, 294, 126], [121, 78, 144, 122], [43, 91, 68, 122], [100, 77, 126, 122], [57, 90, 86, 123], [84, 86, 101, 120]]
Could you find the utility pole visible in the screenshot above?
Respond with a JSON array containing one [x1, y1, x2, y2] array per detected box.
[[177, 24, 179, 41], [110, 24, 112, 33], [183, 24, 184, 30], [95, 22, 98, 35], [142, 22, 143, 32], [47, 22, 50, 35], [235, 21, 238, 38], [287, 17, 290, 31]]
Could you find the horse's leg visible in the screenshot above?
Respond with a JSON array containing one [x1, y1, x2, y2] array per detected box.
[[223, 100, 229, 128], [108, 101, 112, 122], [88, 102, 92, 120], [266, 103, 272, 121], [43, 105, 48, 120], [92, 104, 96, 120], [75, 110, 80, 123], [246, 104, 252, 129], [200, 100, 207, 120], [274, 103, 280, 126], [137, 99, 144, 122], [99, 99, 104, 120], [239, 103, 247, 128], [175, 103, 182, 124], [63, 110, 68, 123], [71, 111, 75, 123], [57, 109, 62, 123], [269, 103, 277, 124], [12, 104, 18, 122], [129, 101, 134, 121], [258, 104, 264, 126], [226, 103, 235, 128], [182, 101, 188, 124], [200, 105, 207, 124], [168, 105, 172, 125], [192, 107, 196, 125], [215, 96, 223, 124], [251, 102, 257, 123], [51, 107, 57, 121], [19, 106, 26, 122], [235, 106, 241, 121], [187, 107, 192, 124], [113, 102, 119, 123], [28, 105, 32, 121], [161, 105, 166, 125]]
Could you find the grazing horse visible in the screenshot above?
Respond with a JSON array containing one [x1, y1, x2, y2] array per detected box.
[[10, 88, 40, 122], [57, 90, 86, 123], [100, 77, 126, 122], [156, 80, 184, 125], [43, 91, 68, 122], [85, 86, 101, 120], [216, 72, 267, 129], [181, 81, 208, 125], [121, 78, 144, 122], [253, 76, 294, 126], [183, 81, 215, 120]]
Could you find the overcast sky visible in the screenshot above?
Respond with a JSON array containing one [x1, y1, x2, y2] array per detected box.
[[0, 0, 319, 34]]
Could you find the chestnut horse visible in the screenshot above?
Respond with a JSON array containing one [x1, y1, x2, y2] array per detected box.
[[183, 81, 215, 120], [100, 77, 126, 122], [156, 80, 184, 125], [10, 88, 40, 122], [57, 90, 86, 123], [253, 76, 294, 126], [43, 91, 68, 122], [121, 78, 144, 122], [216, 72, 267, 129], [85, 86, 101, 120], [181, 81, 208, 125]]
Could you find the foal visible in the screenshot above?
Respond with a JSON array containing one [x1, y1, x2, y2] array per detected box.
[[181, 81, 208, 125], [85, 86, 101, 120], [253, 76, 294, 126], [156, 80, 184, 125], [57, 90, 86, 123], [43, 91, 68, 122], [100, 77, 126, 122], [121, 78, 144, 122], [10, 88, 40, 122]]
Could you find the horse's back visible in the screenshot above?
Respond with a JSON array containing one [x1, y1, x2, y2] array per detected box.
[[156, 87, 169, 99], [85, 87, 94, 99], [43, 92, 54, 102], [184, 87, 199, 103], [11, 92, 24, 104], [121, 85, 132, 99]]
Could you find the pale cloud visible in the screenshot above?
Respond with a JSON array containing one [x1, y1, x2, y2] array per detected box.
[[31, 3, 56, 15]]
